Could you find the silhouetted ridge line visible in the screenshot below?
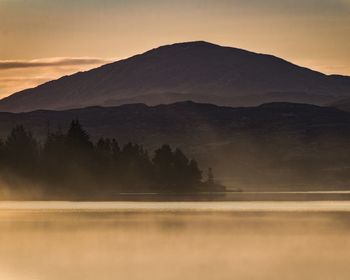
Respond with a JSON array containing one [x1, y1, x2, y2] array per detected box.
[[1, 41, 350, 112], [0, 101, 350, 191]]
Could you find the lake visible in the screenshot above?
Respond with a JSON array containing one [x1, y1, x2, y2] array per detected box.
[[1, 200, 350, 280]]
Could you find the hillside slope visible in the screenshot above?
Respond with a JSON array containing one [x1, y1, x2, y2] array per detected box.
[[1, 101, 350, 188], [1, 41, 350, 112]]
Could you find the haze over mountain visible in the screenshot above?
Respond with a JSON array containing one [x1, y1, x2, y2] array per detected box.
[[1, 41, 350, 113], [1, 101, 350, 188]]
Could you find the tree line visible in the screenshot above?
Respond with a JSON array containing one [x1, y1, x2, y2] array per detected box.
[[0, 120, 217, 198]]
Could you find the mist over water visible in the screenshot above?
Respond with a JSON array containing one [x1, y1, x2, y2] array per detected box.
[[1, 202, 350, 280]]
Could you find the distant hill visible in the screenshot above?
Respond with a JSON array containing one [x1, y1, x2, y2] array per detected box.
[[331, 97, 350, 112], [1, 101, 350, 189], [1, 41, 350, 112]]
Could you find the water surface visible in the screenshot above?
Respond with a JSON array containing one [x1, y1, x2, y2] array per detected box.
[[1, 201, 350, 280]]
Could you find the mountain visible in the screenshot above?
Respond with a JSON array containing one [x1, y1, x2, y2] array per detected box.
[[1, 41, 350, 112], [331, 97, 350, 112], [1, 101, 350, 189]]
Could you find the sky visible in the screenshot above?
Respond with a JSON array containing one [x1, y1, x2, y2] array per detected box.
[[0, 0, 349, 98]]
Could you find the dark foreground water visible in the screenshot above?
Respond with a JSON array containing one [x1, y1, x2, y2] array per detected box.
[[1, 201, 350, 280]]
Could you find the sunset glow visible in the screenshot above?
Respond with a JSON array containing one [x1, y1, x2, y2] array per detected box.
[[0, 0, 349, 97]]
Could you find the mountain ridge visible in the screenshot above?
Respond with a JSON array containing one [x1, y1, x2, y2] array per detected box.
[[0, 101, 350, 187], [1, 41, 350, 112]]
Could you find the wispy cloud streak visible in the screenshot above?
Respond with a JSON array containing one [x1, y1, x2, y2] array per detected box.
[[0, 57, 113, 70], [0, 57, 115, 97]]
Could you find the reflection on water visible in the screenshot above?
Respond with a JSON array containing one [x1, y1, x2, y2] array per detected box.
[[1, 202, 350, 280], [2, 201, 350, 211]]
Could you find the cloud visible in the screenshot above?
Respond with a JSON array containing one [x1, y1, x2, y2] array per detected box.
[[0, 57, 113, 70], [0, 57, 115, 97]]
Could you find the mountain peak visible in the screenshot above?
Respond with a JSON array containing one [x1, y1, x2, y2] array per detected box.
[[142, 40, 228, 57], [158, 41, 221, 49]]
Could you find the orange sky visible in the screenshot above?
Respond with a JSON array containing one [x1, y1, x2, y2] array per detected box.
[[0, 0, 349, 98]]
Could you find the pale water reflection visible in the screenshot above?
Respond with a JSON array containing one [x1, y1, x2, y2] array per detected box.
[[1, 201, 350, 280], [2, 201, 350, 211]]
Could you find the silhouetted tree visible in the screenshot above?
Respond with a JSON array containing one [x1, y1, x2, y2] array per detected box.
[[41, 130, 68, 185], [207, 167, 214, 185], [188, 159, 202, 186], [96, 138, 112, 155], [172, 148, 191, 189], [111, 139, 120, 158], [93, 137, 116, 186], [4, 125, 38, 175], [66, 120, 93, 151], [152, 145, 202, 191], [0, 122, 208, 198], [65, 120, 94, 171], [117, 143, 153, 189], [153, 144, 175, 188], [43, 130, 66, 157]]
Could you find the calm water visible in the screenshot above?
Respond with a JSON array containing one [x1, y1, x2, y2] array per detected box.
[[1, 201, 350, 280]]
